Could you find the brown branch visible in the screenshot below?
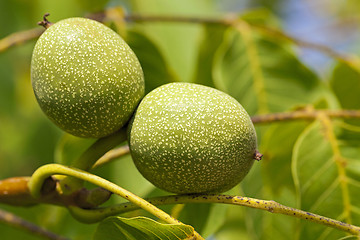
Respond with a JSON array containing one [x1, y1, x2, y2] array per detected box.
[[251, 109, 360, 124], [0, 176, 45, 206], [0, 28, 44, 53], [121, 14, 360, 68], [0, 176, 110, 208], [250, 23, 360, 69], [1, 9, 359, 69], [0, 208, 69, 240], [1, 109, 359, 207], [125, 13, 235, 25]]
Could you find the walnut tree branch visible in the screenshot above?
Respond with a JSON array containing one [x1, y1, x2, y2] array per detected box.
[[1, 8, 359, 70], [0, 28, 44, 52], [68, 194, 360, 236], [251, 109, 360, 124], [0, 176, 111, 208], [92, 145, 130, 169], [0, 208, 69, 240]]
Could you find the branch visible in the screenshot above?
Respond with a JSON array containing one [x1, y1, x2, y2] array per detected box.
[[92, 145, 130, 169], [251, 109, 360, 124], [68, 194, 360, 236], [119, 13, 360, 69], [249, 23, 360, 70], [1, 109, 359, 201], [28, 164, 205, 239], [2, 173, 359, 235], [58, 128, 127, 195], [0, 176, 110, 208], [1, 8, 359, 70], [0, 177, 37, 206], [86, 109, 360, 169], [0, 208, 69, 240], [0, 28, 44, 53]]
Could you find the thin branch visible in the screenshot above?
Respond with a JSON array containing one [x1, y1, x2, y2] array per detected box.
[[1, 9, 359, 70], [0, 208, 69, 240], [58, 128, 127, 195], [28, 164, 205, 239], [68, 194, 360, 236], [0, 176, 110, 208], [72, 128, 128, 171], [0, 177, 37, 206], [318, 113, 352, 223], [249, 23, 360, 69], [251, 109, 360, 124], [1, 109, 360, 207], [0, 28, 44, 53], [122, 14, 360, 69], [92, 145, 130, 169], [124, 13, 235, 25]]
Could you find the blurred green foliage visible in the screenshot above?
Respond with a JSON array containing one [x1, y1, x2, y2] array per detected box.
[[1, 0, 360, 239]]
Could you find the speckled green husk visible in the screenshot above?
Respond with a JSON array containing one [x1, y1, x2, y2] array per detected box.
[[31, 17, 144, 138], [128, 83, 258, 194]]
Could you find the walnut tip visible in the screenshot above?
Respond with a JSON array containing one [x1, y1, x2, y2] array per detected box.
[[254, 150, 263, 161]]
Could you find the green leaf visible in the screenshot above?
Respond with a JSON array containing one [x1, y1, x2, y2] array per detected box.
[[330, 62, 360, 109], [260, 121, 310, 192], [93, 216, 195, 240], [176, 202, 228, 238], [213, 26, 322, 115], [292, 119, 360, 239], [129, 0, 215, 83], [193, 8, 281, 88], [177, 203, 211, 235], [193, 24, 228, 87], [200, 203, 229, 238], [126, 30, 179, 93], [330, 63, 360, 123]]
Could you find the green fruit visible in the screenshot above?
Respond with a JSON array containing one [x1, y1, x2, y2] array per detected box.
[[128, 83, 259, 194], [31, 17, 144, 138]]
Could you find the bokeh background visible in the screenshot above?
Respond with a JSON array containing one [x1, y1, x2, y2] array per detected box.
[[1, 0, 360, 239]]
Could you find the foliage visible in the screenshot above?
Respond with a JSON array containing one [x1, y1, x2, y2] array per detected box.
[[94, 216, 195, 240], [1, 0, 360, 240]]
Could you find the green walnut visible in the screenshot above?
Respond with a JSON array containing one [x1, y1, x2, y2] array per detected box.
[[31, 17, 144, 138], [128, 83, 261, 194]]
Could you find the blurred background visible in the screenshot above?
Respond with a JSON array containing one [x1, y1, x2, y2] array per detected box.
[[0, 0, 359, 239]]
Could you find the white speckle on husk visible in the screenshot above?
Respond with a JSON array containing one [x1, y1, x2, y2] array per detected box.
[[129, 83, 257, 194], [31, 17, 144, 138]]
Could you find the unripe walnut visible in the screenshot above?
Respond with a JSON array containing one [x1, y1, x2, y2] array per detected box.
[[31, 17, 144, 138], [128, 83, 260, 194]]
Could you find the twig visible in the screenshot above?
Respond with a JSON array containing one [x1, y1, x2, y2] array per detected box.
[[71, 128, 127, 171], [122, 14, 360, 69], [37, 13, 54, 29], [58, 128, 127, 195], [0, 208, 69, 240], [251, 109, 360, 124], [124, 13, 235, 25], [1, 9, 359, 70], [1, 110, 359, 207], [0, 28, 44, 53], [0, 176, 110, 208], [249, 23, 360, 70], [0, 177, 36, 206], [28, 164, 204, 239], [92, 145, 130, 169], [68, 194, 360, 236]]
